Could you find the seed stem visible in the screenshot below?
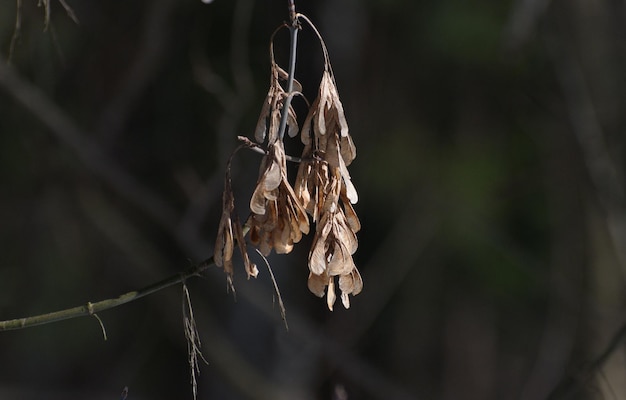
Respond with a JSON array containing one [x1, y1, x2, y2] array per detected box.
[[277, 2, 299, 141]]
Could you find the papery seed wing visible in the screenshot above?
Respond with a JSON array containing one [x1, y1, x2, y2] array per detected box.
[[259, 232, 273, 256], [276, 65, 303, 92], [273, 235, 293, 254], [324, 132, 342, 169], [296, 203, 310, 235], [285, 199, 303, 242], [309, 235, 328, 275], [293, 78, 303, 93], [223, 217, 235, 263], [321, 167, 342, 213], [315, 73, 331, 136], [250, 184, 268, 215], [339, 272, 354, 296], [342, 176, 358, 205], [265, 187, 279, 202], [254, 89, 273, 143], [329, 79, 349, 138], [307, 272, 327, 298], [341, 195, 361, 233], [327, 277, 336, 311], [311, 162, 330, 218], [249, 224, 261, 247], [301, 100, 318, 146], [264, 200, 279, 230], [341, 292, 350, 309], [214, 190, 233, 267], [338, 153, 358, 204], [276, 64, 288, 80], [308, 215, 333, 275], [327, 241, 355, 276], [233, 215, 258, 279], [214, 224, 226, 267], [215, 216, 234, 274], [340, 134, 357, 166], [294, 160, 312, 209], [274, 141, 288, 169], [263, 159, 282, 192], [287, 106, 299, 138], [273, 215, 294, 254], [223, 257, 235, 279], [283, 178, 310, 235], [268, 106, 282, 144], [335, 212, 358, 254], [351, 268, 363, 295], [316, 129, 329, 154], [215, 214, 234, 259]]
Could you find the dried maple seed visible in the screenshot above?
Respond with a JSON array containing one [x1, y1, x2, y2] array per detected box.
[[255, 62, 300, 144], [247, 141, 309, 256], [214, 159, 257, 288]]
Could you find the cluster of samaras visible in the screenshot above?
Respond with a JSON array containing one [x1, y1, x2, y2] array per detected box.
[[215, 27, 361, 311]]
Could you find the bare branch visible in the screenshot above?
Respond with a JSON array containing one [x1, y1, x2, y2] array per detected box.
[[8, 0, 22, 64], [0, 258, 214, 332], [0, 57, 180, 232], [546, 321, 626, 399]]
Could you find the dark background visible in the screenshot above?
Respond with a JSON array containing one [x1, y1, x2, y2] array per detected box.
[[1, 0, 625, 399]]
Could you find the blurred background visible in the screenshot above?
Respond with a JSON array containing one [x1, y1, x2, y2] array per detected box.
[[1, 0, 625, 399]]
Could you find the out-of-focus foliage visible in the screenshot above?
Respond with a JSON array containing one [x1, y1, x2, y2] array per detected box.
[[1, 0, 625, 399]]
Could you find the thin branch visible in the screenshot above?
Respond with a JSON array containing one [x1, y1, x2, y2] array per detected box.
[[0, 56, 180, 234], [0, 257, 214, 332], [43, 0, 51, 31], [546, 321, 626, 399], [296, 13, 332, 71], [237, 135, 302, 162], [276, 3, 299, 141], [57, 0, 79, 25], [544, 29, 626, 276], [288, 0, 296, 25], [96, 0, 174, 144], [8, 0, 22, 64]]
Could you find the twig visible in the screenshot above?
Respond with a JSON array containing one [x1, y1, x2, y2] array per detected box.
[[276, 1, 299, 141], [287, 0, 296, 25], [43, 0, 51, 31], [545, 321, 626, 399], [0, 257, 214, 332], [57, 0, 79, 25], [96, 0, 174, 144], [542, 23, 626, 400], [0, 56, 181, 234], [237, 135, 302, 163], [8, 0, 22, 64]]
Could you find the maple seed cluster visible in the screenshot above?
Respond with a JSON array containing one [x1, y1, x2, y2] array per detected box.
[[215, 26, 362, 311]]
